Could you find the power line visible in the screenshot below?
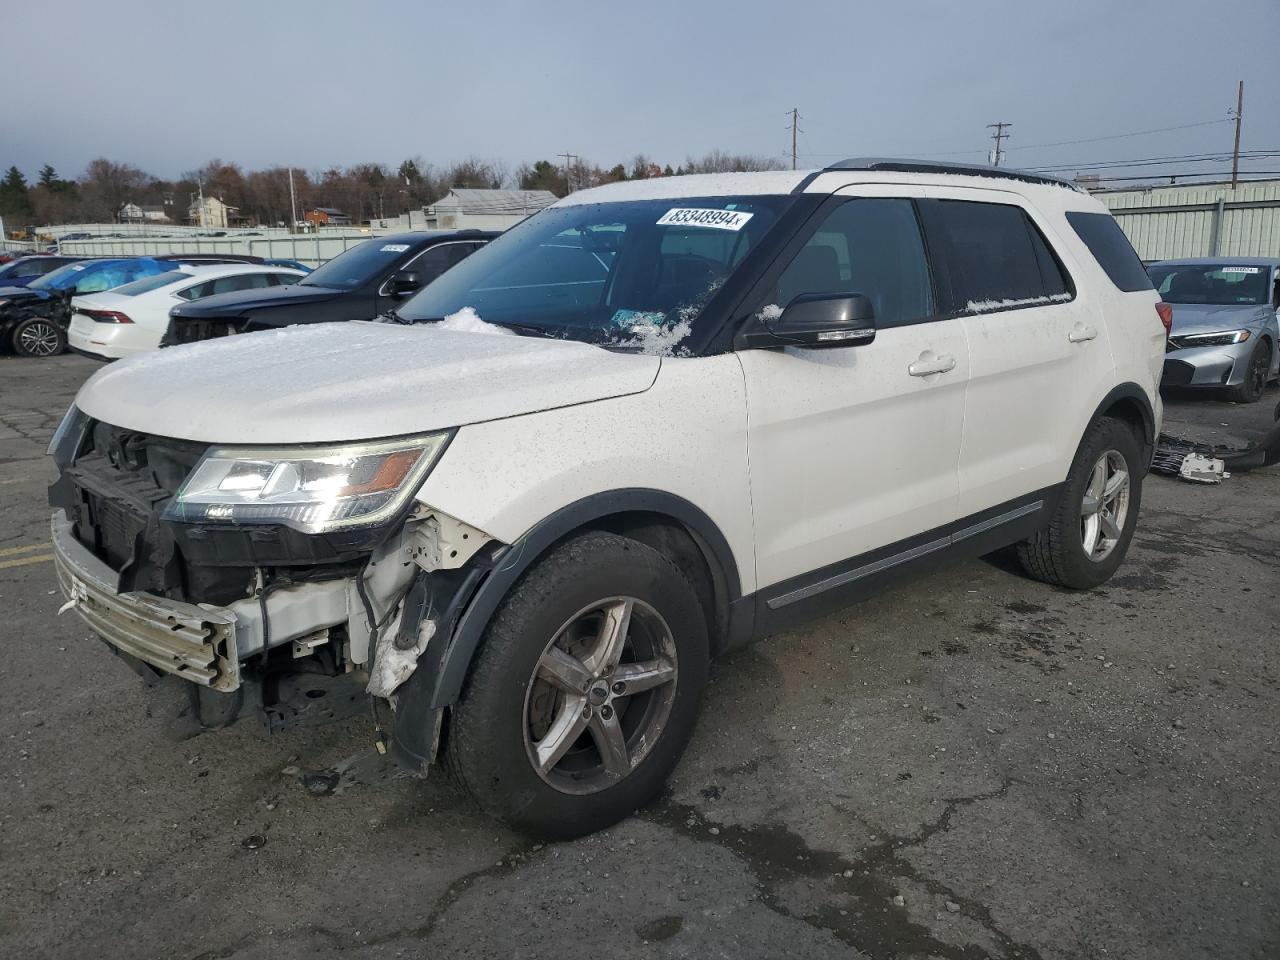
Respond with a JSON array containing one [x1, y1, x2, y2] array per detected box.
[[1079, 170, 1280, 184], [1026, 150, 1280, 173], [1008, 118, 1233, 153], [795, 117, 1236, 162]]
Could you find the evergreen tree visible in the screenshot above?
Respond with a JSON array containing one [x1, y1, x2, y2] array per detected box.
[[0, 166, 33, 219]]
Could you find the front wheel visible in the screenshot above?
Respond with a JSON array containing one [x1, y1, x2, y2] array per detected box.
[[11, 317, 67, 357], [1225, 340, 1270, 404], [1017, 416, 1143, 589], [445, 531, 709, 838]]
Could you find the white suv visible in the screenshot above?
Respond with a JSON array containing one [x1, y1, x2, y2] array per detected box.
[[48, 160, 1165, 837]]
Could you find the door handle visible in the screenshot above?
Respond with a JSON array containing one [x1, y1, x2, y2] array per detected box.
[[908, 353, 957, 377], [1068, 324, 1098, 343]]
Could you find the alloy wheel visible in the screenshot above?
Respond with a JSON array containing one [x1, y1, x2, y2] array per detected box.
[[18, 321, 61, 357], [523, 596, 678, 795], [1247, 348, 1268, 400], [1080, 450, 1130, 562]]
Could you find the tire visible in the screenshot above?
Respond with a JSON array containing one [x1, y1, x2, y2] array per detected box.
[[11, 316, 67, 357], [1017, 416, 1143, 590], [1225, 340, 1270, 404], [446, 531, 709, 839]]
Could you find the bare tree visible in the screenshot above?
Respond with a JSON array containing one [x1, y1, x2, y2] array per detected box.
[[683, 150, 787, 174], [79, 158, 150, 221]]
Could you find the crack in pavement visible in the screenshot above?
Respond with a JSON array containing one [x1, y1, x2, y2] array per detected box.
[[645, 780, 1044, 960]]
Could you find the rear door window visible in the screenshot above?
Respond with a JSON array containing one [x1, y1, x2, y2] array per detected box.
[[1064, 211, 1151, 292], [209, 273, 274, 296], [926, 200, 1072, 311]]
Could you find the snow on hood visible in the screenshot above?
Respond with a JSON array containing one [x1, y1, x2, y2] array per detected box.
[[1168, 302, 1271, 336], [74, 321, 660, 444]]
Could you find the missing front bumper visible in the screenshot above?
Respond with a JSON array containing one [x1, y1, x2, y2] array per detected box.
[[51, 513, 242, 692]]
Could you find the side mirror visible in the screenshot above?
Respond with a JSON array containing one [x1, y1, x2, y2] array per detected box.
[[387, 271, 421, 297], [739, 293, 877, 350]]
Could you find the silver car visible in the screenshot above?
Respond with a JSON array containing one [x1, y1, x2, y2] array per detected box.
[[1149, 257, 1280, 403]]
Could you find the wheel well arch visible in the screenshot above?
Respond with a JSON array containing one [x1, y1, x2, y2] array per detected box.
[[431, 490, 742, 710], [1090, 383, 1155, 464]]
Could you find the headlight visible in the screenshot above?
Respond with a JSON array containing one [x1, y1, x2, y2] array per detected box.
[[1178, 329, 1250, 347], [47, 403, 89, 466], [162, 433, 450, 533]]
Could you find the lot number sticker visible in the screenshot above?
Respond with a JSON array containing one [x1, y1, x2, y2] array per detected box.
[[1220, 266, 1260, 274], [657, 208, 754, 231], [380, 243, 410, 252]]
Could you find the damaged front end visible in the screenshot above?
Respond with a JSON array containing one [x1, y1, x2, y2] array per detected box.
[[47, 407, 502, 761]]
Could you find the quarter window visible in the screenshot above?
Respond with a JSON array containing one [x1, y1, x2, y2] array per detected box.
[[929, 200, 1070, 311], [1065, 211, 1151, 293], [772, 198, 934, 327]]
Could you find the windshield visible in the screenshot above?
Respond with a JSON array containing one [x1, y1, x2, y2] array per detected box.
[[111, 271, 189, 296], [1148, 263, 1271, 306], [396, 196, 793, 350], [0, 258, 40, 278], [300, 239, 410, 289]]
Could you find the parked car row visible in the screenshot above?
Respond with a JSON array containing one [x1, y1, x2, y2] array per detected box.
[[0, 254, 294, 357], [0, 231, 494, 358]]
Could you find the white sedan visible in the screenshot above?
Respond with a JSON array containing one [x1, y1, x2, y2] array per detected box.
[[68, 263, 306, 360]]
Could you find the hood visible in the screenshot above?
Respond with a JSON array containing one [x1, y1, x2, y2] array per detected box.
[[170, 282, 343, 319], [1168, 302, 1270, 336], [75, 321, 660, 444]]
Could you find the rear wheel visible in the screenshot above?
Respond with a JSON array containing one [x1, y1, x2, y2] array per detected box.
[[446, 531, 708, 838], [1226, 340, 1270, 404], [11, 317, 66, 357], [1017, 416, 1142, 589]]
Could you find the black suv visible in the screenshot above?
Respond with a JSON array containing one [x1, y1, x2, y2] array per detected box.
[[162, 231, 496, 346]]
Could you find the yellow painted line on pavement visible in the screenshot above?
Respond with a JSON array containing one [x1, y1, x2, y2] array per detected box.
[[0, 543, 49, 558], [0, 553, 53, 570]]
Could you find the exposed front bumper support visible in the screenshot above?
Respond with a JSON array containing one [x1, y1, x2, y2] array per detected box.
[[51, 513, 242, 692]]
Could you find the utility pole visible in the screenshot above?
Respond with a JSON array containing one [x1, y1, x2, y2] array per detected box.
[[196, 177, 206, 228], [288, 167, 298, 233], [788, 108, 801, 170], [557, 153, 579, 195], [1230, 80, 1244, 190], [987, 122, 1011, 167]]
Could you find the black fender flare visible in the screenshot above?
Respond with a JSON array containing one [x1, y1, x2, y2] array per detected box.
[[1089, 382, 1156, 464], [436, 488, 741, 707], [390, 489, 743, 771]]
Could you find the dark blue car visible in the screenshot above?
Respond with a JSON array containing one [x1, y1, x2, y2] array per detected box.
[[0, 255, 86, 288]]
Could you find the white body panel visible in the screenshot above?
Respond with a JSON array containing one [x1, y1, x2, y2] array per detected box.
[[738, 322, 969, 589], [416, 354, 758, 595], [924, 183, 1119, 515], [74, 322, 659, 444]]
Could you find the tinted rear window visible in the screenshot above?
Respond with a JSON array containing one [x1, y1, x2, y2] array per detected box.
[[928, 200, 1071, 311], [1065, 211, 1152, 292]]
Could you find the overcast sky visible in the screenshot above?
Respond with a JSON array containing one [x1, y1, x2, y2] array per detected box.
[[3, 0, 1277, 185]]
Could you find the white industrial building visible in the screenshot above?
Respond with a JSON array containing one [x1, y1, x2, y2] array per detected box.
[[1093, 178, 1280, 260]]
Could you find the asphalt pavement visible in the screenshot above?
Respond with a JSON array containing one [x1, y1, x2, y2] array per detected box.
[[1, 354, 1276, 960]]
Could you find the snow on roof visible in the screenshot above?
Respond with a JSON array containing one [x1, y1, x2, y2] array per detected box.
[[556, 171, 810, 206], [433, 189, 558, 214]]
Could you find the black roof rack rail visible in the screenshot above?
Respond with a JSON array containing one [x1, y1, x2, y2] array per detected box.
[[822, 157, 1081, 191]]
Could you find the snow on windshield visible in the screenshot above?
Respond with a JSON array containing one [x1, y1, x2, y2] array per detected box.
[[435, 307, 513, 336]]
